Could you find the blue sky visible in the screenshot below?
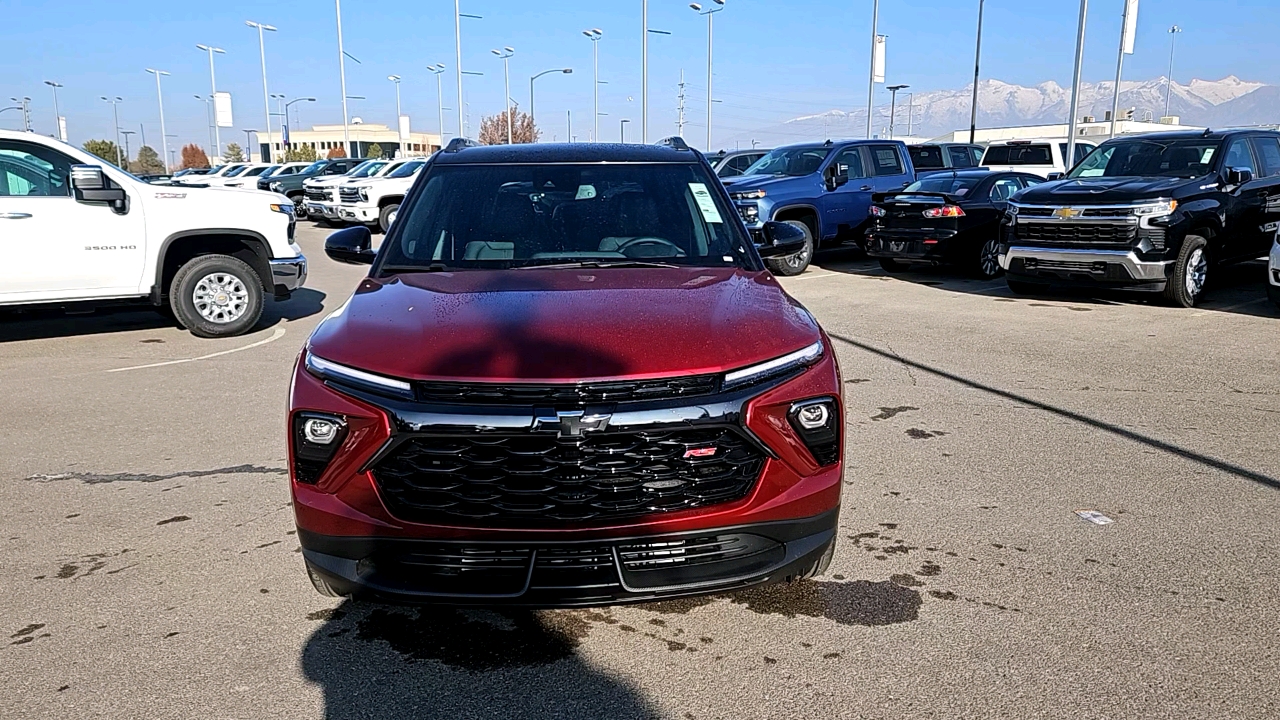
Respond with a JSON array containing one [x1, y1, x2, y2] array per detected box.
[[2, 0, 1276, 154]]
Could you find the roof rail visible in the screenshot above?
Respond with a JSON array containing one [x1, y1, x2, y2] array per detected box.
[[443, 137, 480, 153], [656, 136, 692, 151], [1202, 127, 1214, 137]]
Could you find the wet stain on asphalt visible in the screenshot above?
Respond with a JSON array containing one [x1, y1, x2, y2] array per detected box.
[[905, 428, 947, 439], [727, 580, 922, 627], [871, 406, 917, 421], [26, 464, 286, 485], [64, 514, 80, 519], [890, 574, 924, 587], [55, 564, 79, 579], [10, 623, 45, 639], [156, 516, 190, 526], [307, 608, 346, 622], [929, 590, 959, 601], [845, 378, 871, 384], [918, 562, 943, 577], [355, 607, 589, 672]]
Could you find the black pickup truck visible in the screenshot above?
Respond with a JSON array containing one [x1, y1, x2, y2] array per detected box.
[[259, 157, 362, 217], [1000, 129, 1280, 307]]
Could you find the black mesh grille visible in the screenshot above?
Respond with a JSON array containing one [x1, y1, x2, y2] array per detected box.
[[1016, 222, 1136, 244], [339, 186, 361, 203], [371, 427, 765, 525], [414, 375, 720, 406], [1137, 227, 1166, 250], [304, 188, 331, 202]]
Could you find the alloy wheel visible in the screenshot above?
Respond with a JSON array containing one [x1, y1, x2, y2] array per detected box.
[[1185, 248, 1208, 297], [979, 238, 1002, 278], [192, 272, 250, 324]]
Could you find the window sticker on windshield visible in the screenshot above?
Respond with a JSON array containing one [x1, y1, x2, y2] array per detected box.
[[576, 184, 597, 200], [688, 183, 724, 223]]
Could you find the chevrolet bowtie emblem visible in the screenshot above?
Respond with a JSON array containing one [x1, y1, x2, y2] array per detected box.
[[534, 410, 612, 438], [1053, 207, 1083, 219]]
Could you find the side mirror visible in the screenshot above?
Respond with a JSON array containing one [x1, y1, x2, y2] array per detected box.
[[1227, 167, 1254, 185], [756, 221, 808, 258], [325, 226, 376, 265], [823, 165, 849, 191], [1046, 172, 1065, 181], [70, 165, 126, 208]]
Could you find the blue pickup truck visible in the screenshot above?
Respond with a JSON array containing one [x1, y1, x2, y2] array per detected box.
[[725, 139, 916, 274]]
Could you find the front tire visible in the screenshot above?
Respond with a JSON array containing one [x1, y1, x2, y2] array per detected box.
[[765, 219, 815, 276], [379, 203, 400, 234], [289, 193, 306, 218], [170, 254, 264, 338], [1163, 234, 1209, 308]]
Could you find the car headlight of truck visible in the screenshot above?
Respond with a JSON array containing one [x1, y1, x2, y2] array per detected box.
[[270, 203, 294, 216], [356, 186, 370, 202], [304, 350, 415, 400], [1133, 199, 1178, 217], [730, 188, 767, 200]]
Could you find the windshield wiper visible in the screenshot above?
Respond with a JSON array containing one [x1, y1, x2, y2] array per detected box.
[[380, 263, 455, 273], [517, 260, 682, 270]]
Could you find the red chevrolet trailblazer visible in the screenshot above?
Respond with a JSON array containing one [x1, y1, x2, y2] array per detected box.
[[289, 137, 843, 606]]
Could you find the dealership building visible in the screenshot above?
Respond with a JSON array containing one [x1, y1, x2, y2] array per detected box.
[[255, 122, 443, 162]]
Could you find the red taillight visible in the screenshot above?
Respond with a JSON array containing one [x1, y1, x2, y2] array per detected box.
[[869, 205, 887, 217], [922, 205, 965, 218]]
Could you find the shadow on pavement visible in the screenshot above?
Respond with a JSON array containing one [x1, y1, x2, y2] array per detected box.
[[0, 288, 328, 343], [301, 601, 658, 720]]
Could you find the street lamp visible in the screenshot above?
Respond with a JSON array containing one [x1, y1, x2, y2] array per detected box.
[[1109, 0, 1139, 139], [641, 2, 672, 143], [284, 97, 315, 156], [8, 97, 31, 132], [689, 1, 725, 151], [492, 47, 515, 144], [1165, 25, 1182, 118], [1064, 0, 1089, 172], [335, 0, 352, 156], [99, 97, 124, 167], [194, 95, 214, 157], [145, 68, 172, 172], [454, 3, 483, 139], [120, 130, 136, 166], [530, 68, 572, 138], [387, 75, 403, 153], [887, 84, 908, 139], [428, 63, 447, 141], [195, 44, 225, 155], [968, 0, 985, 144], [245, 20, 277, 162], [620, 118, 630, 143], [583, 29, 603, 143], [43, 81, 63, 140], [243, 129, 257, 159], [866, 0, 882, 138]]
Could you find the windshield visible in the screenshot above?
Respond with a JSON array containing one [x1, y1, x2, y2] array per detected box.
[[903, 175, 982, 196], [983, 144, 1052, 166], [242, 166, 270, 177], [348, 160, 386, 178], [258, 165, 281, 177], [382, 162, 754, 272], [302, 161, 328, 174], [1068, 139, 1221, 179], [224, 165, 250, 177], [387, 160, 425, 178], [908, 146, 945, 170], [743, 146, 831, 177]]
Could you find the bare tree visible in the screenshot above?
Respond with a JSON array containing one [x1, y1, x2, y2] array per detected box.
[[478, 110, 540, 145]]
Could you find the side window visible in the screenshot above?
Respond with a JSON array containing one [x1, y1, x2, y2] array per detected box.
[[0, 140, 73, 197], [989, 178, 1021, 202], [1223, 139, 1256, 171], [869, 145, 906, 176], [1020, 176, 1044, 188], [971, 147, 984, 165], [325, 164, 344, 175], [1249, 137, 1280, 177], [1075, 144, 1094, 165], [830, 147, 867, 179], [948, 146, 976, 168]]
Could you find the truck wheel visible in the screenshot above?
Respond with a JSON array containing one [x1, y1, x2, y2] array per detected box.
[[765, 220, 814, 276], [378, 203, 400, 234], [170, 254, 264, 338], [1163, 234, 1209, 308], [878, 258, 909, 273], [973, 237, 1004, 279], [290, 193, 306, 218]]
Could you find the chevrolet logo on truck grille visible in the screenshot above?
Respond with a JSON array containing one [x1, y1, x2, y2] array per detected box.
[[534, 410, 612, 437], [1052, 207, 1083, 219]]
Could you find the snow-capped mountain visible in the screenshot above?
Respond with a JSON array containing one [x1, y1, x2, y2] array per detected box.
[[722, 76, 1272, 148]]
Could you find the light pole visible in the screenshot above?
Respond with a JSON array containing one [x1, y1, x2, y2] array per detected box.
[[968, 0, 985, 144], [195, 44, 225, 155], [335, 0, 351, 156], [620, 118, 630, 143], [690, 1, 725, 151], [866, 0, 881, 138], [271, 93, 287, 159], [145, 68, 172, 172], [246, 21, 277, 163], [9, 97, 31, 132], [120, 130, 136, 167], [641, 3, 672, 143], [1064, 0, 1089, 172], [1165, 25, 1182, 119], [100, 98, 123, 166], [387, 75, 404, 155], [455, 3, 483, 139], [583, 29, 603, 143], [284, 97, 315, 157], [428, 63, 447, 141], [1110, 0, 1139, 138], [195, 95, 214, 157], [530, 68, 572, 137], [243, 129, 257, 159], [887, 84, 908, 139], [43, 81, 63, 140], [492, 47, 515, 144]]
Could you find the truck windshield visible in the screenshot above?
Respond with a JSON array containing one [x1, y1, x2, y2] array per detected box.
[[381, 163, 754, 272], [1068, 139, 1221, 179], [302, 161, 328, 174], [347, 161, 386, 178], [743, 147, 831, 177], [387, 160, 425, 178], [983, 144, 1052, 166]]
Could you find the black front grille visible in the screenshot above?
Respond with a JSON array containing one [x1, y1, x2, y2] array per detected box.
[[1137, 227, 1166, 250], [415, 375, 720, 406], [1016, 222, 1136, 244], [339, 187, 361, 203], [304, 188, 331, 202], [371, 427, 765, 526]]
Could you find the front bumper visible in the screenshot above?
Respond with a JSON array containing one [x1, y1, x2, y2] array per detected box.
[[999, 245, 1171, 289], [338, 204, 380, 223], [305, 201, 340, 219], [300, 508, 837, 607], [269, 256, 308, 296]]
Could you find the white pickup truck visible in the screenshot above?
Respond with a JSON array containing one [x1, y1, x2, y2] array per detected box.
[[336, 157, 428, 232], [979, 138, 1096, 178], [0, 130, 306, 338]]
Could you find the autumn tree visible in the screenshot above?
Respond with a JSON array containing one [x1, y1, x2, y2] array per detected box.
[[366, 143, 383, 159], [478, 110, 540, 145], [326, 146, 347, 159], [223, 142, 245, 162], [133, 146, 167, 175], [181, 144, 211, 170], [286, 144, 317, 162], [83, 139, 126, 168]]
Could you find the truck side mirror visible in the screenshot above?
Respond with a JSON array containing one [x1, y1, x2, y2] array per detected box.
[[823, 165, 849, 191], [1226, 167, 1254, 185], [70, 165, 127, 210], [325, 226, 376, 265], [1046, 172, 1065, 181]]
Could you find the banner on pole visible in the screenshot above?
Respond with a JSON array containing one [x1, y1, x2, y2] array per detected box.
[[1121, 0, 1140, 55], [872, 35, 887, 84], [398, 115, 411, 142], [282, 124, 291, 147], [58, 117, 67, 142], [214, 92, 234, 128]]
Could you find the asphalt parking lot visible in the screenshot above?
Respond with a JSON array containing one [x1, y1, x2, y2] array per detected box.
[[3, 222, 1278, 720]]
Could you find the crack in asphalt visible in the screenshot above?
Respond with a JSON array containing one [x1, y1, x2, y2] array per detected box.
[[26, 464, 287, 485]]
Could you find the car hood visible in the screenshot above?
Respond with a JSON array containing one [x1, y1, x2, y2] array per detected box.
[[1018, 176, 1201, 204], [307, 267, 822, 383], [723, 174, 796, 193]]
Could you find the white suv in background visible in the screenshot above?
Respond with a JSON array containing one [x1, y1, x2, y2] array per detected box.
[[980, 138, 1096, 178], [337, 158, 428, 232], [1269, 231, 1280, 309], [217, 164, 275, 188], [302, 159, 388, 223], [175, 163, 246, 185]]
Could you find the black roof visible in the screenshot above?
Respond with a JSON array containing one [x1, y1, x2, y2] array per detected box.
[[1106, 128, 1280, 142], [433, 142, 702, 165], [918, 169, 1022, 178]]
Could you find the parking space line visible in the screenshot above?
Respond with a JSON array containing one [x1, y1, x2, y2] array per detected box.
[[106, 327, 287, 373], [788, 271, 841, 281], [1199, 297, 1268, 313]]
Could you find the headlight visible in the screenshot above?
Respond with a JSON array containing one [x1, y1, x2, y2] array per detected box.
[[1007, 204, 1020, 216], [789, 398, 840, 466], [270, 181, 283, 192], [731, 188, 767, 200], [270, 203, 294, 216], [723, 341, 824, 390], [1133, 199, 1178, 217], [357, 186, 370, 202], [304, 350, 414, 399], [869, 205, 886, 217]]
